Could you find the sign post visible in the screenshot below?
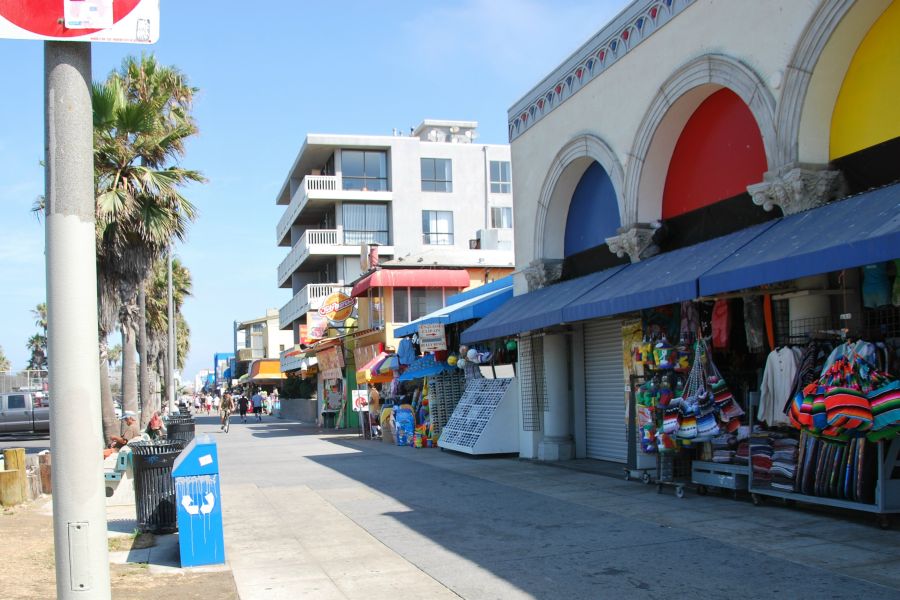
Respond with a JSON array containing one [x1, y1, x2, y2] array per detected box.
[[0, 3, 159, 598]]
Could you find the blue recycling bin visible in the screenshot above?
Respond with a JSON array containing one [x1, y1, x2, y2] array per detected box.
[[172, 436, 225, 567]]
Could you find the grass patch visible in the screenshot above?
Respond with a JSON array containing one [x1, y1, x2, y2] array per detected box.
[[108, 531, 156, 552]]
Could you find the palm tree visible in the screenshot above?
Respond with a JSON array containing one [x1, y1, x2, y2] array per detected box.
[[32, 303, 47, 334], [107, 344, 122, 370], [0, 345, 10, 372], [144, 255, 192, 416], [93, 55, 204, 435], [26, 334, 47, 370]]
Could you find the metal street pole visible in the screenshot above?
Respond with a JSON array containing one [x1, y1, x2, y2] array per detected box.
[[167, 245, 175, 413], [44, 41, 111, 599]]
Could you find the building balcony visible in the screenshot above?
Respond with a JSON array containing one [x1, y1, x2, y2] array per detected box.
[[236, 348, 265, 362], [279, 283, 352, 330], [276, 175, 393, 246], [277, 229, 393, 288]]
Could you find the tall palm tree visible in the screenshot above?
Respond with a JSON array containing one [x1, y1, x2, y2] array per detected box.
[[93, 55, 204, 436], [145, 255, 192, 415]]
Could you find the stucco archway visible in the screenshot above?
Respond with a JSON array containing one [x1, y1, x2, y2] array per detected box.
[[623, 54, 777, 225], [778, 0, 892, 167], [533, 134, 624, 263]]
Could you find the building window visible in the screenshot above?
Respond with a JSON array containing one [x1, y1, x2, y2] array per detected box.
[[491, 206, 513, 229], [421, 158, 452, 192], [392, 287, 446, 323], [490, 160, 511, 193], [343, 203, 389, 245], [341, 150, 387, 191], [369, 287, 384, 328], [422, 210, 454, 245]]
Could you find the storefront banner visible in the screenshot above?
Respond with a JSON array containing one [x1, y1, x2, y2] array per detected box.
[[418, 323, 447, 352], [306, 311, 328, 341], [353, 342, 382, 371], [317, 345, 344, 372], [322, 368, 343, 381]]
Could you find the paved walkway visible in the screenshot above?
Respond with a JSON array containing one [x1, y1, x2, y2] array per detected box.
[[200, 415, 900, 599]]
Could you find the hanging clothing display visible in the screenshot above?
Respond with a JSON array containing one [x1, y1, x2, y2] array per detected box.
[[711, 299, 731, 349], [759, 347, 801, 427], [397, 337, 417, 366], [742, 295, 766, 353], [862, 262, 891, 308]]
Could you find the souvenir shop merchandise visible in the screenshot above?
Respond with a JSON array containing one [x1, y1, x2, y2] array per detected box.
[[787, 340, 899, 443], [759, 346, 802, 427]]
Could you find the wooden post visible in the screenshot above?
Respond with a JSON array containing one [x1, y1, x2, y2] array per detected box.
[[0, 471, 24, 506], [39, 452, 52, 495], [3, 448, 27, 501]]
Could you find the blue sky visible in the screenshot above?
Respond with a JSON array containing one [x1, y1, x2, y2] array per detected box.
[[0, 0, 628, 381]]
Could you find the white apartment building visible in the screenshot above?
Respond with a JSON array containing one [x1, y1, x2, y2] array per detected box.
[[233, 309, 294, 377], [275, 119, 514, 340]]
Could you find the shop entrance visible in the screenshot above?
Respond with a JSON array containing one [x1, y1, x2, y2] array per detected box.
[[584, 319, 627, 462]]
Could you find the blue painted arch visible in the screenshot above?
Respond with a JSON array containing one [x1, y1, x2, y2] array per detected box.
[[564, 161, 621, 257]]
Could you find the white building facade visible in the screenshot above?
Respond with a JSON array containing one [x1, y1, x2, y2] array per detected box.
[[276, 120, 514, 341], [462, 0, 900, 464]]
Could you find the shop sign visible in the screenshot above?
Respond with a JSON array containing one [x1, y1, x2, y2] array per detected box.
[[319, 292, 356, 322], [281, 345, 304, 373], [351, 390, 368, 412], [0, 0, 160, 43], [306, 311, 328, 340], [418, 323, 447, 352], [317, 345, 344, 373]]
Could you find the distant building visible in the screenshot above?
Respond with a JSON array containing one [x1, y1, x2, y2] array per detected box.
[[233, 309, 294, 379]]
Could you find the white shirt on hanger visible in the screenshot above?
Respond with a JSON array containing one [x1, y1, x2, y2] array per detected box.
[[758, 347, 800, 427]]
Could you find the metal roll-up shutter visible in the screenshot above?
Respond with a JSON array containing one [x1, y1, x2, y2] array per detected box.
[[583, 319, 627, 462]]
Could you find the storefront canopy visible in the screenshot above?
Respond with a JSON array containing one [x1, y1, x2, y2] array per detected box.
[[397, 354, 454, 381], [465, 183, 900, 343], [561, 221, 775, 323], [351, 268, 471, 297], [699, 182, 900, 296], [356, 351, 393, 384], [393, 283, 513, 337], [248, 359, 286, 383], [461, 265, 626, 343]]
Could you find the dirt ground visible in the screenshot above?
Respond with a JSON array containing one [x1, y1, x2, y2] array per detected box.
[[0, 497, 239, 600]]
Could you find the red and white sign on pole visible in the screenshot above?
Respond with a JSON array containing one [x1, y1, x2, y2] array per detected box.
[[0, 0, 158, 43]]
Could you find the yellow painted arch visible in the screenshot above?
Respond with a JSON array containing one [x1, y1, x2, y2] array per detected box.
[[830, 1, 900, 159]]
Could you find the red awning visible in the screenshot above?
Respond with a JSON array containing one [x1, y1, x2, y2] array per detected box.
[[351, 269, 471, 297]]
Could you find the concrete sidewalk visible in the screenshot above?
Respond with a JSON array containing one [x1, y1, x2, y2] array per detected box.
[[204, 415, 900, 599]]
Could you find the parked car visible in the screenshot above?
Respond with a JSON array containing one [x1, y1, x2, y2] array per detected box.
[[0, 391, 50, 434]]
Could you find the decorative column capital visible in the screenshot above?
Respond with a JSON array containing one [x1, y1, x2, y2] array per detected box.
[[605, 222, 660, 263], [747, 165, 846, 215], [524, 258, 563, 292]]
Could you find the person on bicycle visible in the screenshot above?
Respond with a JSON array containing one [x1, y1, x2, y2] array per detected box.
[[220, 392, 236, 432]]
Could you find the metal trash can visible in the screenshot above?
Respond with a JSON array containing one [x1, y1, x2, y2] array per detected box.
[[130, 440, 185, 533], [173, 437, 225, 566], [165, 415, 195, 444]]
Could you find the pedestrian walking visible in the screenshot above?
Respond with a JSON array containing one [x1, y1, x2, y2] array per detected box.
[[213, 394, 221, 413], [205, 394, 212, 415], [194, 395, 201, 414], [238, 393, 249, 423], [251, 389, 264, 422]]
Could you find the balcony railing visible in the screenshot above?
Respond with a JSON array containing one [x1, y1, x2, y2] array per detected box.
[[276, 175, 341, 243], [277, 229, 342, 286], [279, 283, 352, 330], [276, 174, 393, 244]]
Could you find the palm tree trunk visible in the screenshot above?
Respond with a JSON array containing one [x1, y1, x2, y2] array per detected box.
[[138, 284, 152, 427], [98, 338, 119, 443], [121, 324, 139, 415]]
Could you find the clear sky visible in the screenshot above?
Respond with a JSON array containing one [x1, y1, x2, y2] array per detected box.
[[0, 0, 629, 382]]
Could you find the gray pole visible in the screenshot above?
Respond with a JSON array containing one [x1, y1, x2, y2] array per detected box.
[[44, 41, 112, 599], [167, 245, 175, 412]]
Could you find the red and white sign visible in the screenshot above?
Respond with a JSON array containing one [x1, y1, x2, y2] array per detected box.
[[318, 292, 357, 323], [0, 0, 159, 43]]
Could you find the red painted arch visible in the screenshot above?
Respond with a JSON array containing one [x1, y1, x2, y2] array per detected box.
[[662, 89, 767, 219]]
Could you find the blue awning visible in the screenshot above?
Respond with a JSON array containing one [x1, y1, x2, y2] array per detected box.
[[700, 182, 900, 296], [397, 354, 453, 381], [393, 284, 513, 337], [561, 222, 775, 323], [460, 264, 626, 343]]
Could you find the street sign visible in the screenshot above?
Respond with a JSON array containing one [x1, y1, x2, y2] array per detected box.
[[0, 0, 158, 43]]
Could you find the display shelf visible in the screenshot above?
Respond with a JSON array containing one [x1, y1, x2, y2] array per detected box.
[[438, 377, 518, 455], [749, 437, 900, 521]]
